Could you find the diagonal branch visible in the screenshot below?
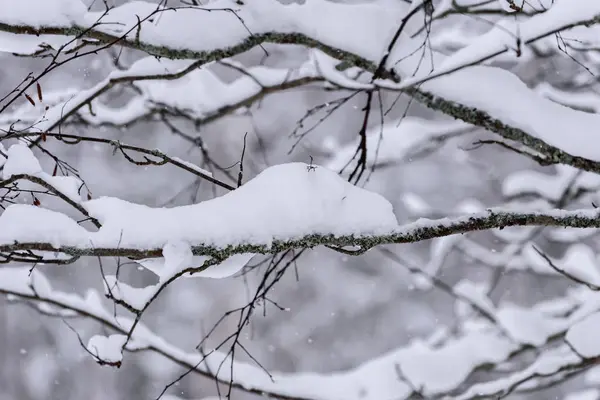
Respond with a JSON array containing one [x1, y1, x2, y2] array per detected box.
[[1, 132, 235, 191], [1, 173, 101, 227]]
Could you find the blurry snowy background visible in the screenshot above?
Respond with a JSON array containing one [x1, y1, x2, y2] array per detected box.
[[1, 0, 600, 399]]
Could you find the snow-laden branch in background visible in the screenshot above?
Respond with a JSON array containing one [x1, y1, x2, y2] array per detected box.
[[325, 117, 472, 172], [1, 56, 214, 135], [535, 82, 600, 113], [4, 0, 600, 174], [0, 87, 79, 129], [455, 345, 584, 399], [0, 266, 347, 400], [3, 0, 600, 179], [0, 55, 327, 133], [3, 265, 600, 400], [382, 0, 600, 170], [503, 165, 600, 203], [395, 0, 600, 88]]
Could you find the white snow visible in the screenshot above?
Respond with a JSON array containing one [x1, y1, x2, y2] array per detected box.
[[0, 87, 78, 127], [440, 0, 598, 71], [87, 334, 127, 363], [3, 143, 43, 178], [0, 156, 397, 270], [497, 305, 564, 346], [81, 162, 397, 250], [0, 55, 320, 141], [2, 56, 196, 135], [396, 332, 515, 394], [456, 345, 581, 399], [453, 280, 496, 318], [536, 82, 600, 114], [386, 0, 600, 164], [0, 55, 322, 131], [566, 312, 600, 358], [2, 264, 600, 400], [310, 50, 371, 90], [0, 204, 87, 247], [82, 0, 402, 63], [523, 244, 600, 284], [170, 157, 212, 178], [104, 243, 255, 310], [0, 32, 71, 54], [551, 245, 600, 287], [0, 0, 85, 28], [196, 253, 255, 279], [104, 275, 157, 311], [400, 193, 432, 215], [0, 0, 85, 54], [2, 143, 82, 203], [564, 389, 600, 400], [131, 57, 320, 119], [5, 150, 598, 261]]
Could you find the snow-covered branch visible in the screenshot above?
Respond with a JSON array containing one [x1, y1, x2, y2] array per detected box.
[[1, 157, 599, 264], [3, 0, 600, 175], [0, 57, 327, 135], [3, 1, 600, 399], [0, 267, 321, 400], [4, 263, 600, 400], [3, 204, 600, 258]]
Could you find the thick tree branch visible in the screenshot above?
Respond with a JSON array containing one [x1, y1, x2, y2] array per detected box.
[[3, 207, 600, 262], [405, 88, 600, 174]]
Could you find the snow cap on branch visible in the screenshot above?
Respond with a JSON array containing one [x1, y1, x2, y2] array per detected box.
[[0, 160, 398, 254]]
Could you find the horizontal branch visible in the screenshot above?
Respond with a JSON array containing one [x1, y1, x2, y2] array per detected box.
[[3, 208, 599, 262]]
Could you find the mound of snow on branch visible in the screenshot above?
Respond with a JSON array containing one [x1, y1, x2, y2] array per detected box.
[[0, 161, 398, 251]]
